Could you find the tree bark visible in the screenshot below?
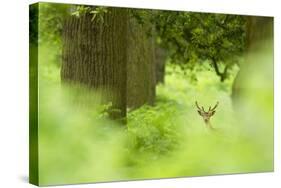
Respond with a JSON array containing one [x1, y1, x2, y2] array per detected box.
[[155, 47, 166, 84], [61, 7, 159, 118], [61, 8, 128, 119], [126, 15, 156, 109]]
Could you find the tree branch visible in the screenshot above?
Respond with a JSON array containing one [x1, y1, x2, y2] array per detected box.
[[211, 58, 222, 75], [211, 58, 228, 82]]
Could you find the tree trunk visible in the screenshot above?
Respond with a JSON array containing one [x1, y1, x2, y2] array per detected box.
[[155, 47, 166, 84], [126, 15, 156, 109], [232, 16, 273, 100], [61, 8, 128, 119], [61, 7, 159, 118]]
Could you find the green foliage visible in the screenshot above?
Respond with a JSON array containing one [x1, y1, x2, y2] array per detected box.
[[39, 3, 70, 45], [127, 102, 182, 155], [38, 3, 70, 67], [71, 6, 91, 17], [133, 10, 246, 80], [72, 6, 108, 23], [156, 12, 245, 63], [89, 7, 108, 22]]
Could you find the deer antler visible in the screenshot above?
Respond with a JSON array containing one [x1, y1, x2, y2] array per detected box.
[[210, 101, 219, 111], [197, 101, 217, 113], [195, 101, 203, 111]]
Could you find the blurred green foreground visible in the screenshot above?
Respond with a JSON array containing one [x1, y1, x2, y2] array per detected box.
[[37, 51, 273, 185]]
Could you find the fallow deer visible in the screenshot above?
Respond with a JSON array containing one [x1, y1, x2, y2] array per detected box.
[[195, 101, 219, 130]]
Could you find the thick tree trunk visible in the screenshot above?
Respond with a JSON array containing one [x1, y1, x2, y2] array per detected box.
[[61, 8, 128, 119], [126, 15, 156, 109], [61, 7, 159, 118], [232, 16, 273, 100]]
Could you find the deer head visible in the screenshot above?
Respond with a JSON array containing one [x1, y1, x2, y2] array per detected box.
[[195, 101, 219, 128]]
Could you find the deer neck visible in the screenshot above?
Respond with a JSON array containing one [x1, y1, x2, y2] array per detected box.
[[205, 120, 214, 130]]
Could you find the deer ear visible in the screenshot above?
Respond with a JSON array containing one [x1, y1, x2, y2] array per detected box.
[[197, 110, 202, 115], [211, 111, 216, 115]]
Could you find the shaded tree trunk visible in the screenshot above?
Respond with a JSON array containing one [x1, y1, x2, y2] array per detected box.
[[232, 16, 273, 100], [61, 8, 128, 119], [126, 15, 156, 109], [245, 16, 274, 53], [61, 8, 159, 118], [155, 47, 166, 84]]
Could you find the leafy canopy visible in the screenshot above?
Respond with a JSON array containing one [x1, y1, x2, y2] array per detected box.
[[132, 10, 246, 81]]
